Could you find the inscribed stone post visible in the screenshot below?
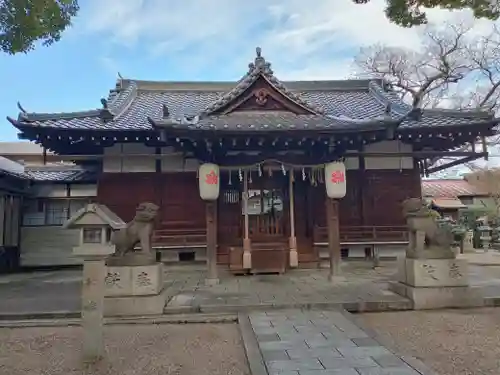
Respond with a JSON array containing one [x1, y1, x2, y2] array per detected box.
[[81, 258, 107, 361]]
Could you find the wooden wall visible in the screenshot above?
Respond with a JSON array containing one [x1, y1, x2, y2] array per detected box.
[[20, 227, 81, 266], [97, 167, 421, 245], [97, 172, 206, 229], [311, 168, 421, 228]]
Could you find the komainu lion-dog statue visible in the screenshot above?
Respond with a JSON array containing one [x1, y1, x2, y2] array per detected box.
[[107, 202, 159, 265], [402, 198, 456, 259]]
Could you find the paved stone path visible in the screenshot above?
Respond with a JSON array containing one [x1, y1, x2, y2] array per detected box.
[[1, 261, 500, 316], [164, 264, 410, 314], [249, 309, 426, 375]]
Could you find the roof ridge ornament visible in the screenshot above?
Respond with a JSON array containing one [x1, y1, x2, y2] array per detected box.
[[17, 102, 27, 114], [99, 98, 114, 122], [248, 46, 273, 75]]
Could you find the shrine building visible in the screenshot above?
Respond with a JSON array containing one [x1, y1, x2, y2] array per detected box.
[[1, 47, 497, 274]]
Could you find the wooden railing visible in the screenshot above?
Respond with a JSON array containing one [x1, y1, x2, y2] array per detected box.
[[153, 224, 408, 248], [153, 227, 206, 248], [314, 225, 408, 244]]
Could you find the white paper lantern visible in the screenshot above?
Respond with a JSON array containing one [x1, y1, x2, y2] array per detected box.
[[324, 161, 346, 199], [199, 163, 220, 200]]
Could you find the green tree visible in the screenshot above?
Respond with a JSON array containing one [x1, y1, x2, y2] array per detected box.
[[353, 0, 499, 27], [0, 0, 79, 54]]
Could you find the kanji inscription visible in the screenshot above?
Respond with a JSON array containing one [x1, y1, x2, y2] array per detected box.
[[205, 170, 218, 185], [105, 272, 121, 287], [422, 263, 439, 280], [136, 272, 152, 287], [449, 262, 463, 279], [331, 171, 345, 184]]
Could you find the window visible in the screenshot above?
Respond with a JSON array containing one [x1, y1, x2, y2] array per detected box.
[[22, 199, 45, 226], [45, 200, 68, 225], [243, 189, 283, 215], [22, 198, 90, 226], [83, 228, 102, 244], [460, 197, 474, 205]]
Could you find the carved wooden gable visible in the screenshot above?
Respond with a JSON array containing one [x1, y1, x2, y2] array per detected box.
[[211, 75, 318, 115]]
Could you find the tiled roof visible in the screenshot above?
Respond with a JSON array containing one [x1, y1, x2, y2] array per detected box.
[[431, 198, 467, 209], [422, 179, 486, 197], [0, 162, 97, 183], [22, 165, 98, 182], [7, 47, 497, 133]]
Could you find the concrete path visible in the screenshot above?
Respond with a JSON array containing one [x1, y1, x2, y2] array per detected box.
[[248, 309, 432, 375], [458, 250, 500, 266]]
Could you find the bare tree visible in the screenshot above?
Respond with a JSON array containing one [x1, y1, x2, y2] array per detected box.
[[457, 25, 500, 112], [354, 22, 474, 109], [354, 21, 500, 175]]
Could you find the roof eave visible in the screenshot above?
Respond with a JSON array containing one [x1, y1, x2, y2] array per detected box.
[[149, 118, 401, 135]]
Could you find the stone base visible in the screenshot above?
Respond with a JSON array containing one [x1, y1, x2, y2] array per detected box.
[[388, 281, 483, 310], [104, 262, 163, 297], [391, 257, 482, 309], [104, 288, 168, 317], [398, 257, 468, 287]]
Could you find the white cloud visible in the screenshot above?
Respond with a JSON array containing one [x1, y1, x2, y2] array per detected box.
[[76, 0, 500, 80]]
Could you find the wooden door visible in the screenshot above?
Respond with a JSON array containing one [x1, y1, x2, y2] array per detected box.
[[247, 187, 288, 241], [246, 174, 289, 274]]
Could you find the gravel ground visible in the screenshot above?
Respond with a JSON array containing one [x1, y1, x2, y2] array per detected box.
[[358, 308, 500, 375], [0, 323, 249, 375]]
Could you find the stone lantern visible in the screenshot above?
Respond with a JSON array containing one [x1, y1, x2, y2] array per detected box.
[[478, 224, 492, 252], [463, 229, 474, 252], [64, 203, 126, 362], [65, 204, 126, 257]]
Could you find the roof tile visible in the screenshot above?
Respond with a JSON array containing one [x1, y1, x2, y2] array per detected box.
[[422, 179, 485, 197]]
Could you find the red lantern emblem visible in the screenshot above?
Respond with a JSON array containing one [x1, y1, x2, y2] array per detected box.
[[205, 170, 218, 185], [331, 171, 345, 184]]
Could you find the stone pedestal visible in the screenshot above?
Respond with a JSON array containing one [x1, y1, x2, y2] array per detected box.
[[103, 262, 166, 316], [389, 258, 482, 309]]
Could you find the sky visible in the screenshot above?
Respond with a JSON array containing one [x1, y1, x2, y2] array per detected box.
[[0, 0, 498, 143]]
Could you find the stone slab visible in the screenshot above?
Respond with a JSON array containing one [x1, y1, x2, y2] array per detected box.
[[399, 258, 468, 287], [104, 263, 163, 296], [106, 252, 156, 266], [388, 281, 483, 310], [104, 288, 168, 316]]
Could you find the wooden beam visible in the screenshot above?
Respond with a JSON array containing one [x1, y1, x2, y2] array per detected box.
[[481, 136, 488, 161], [39, 150, 488, 162], [345, 151, 488, 158], [426, 154, 485, 174]]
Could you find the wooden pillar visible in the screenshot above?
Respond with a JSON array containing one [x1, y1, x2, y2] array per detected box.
[[242, 170, 252, 269], [326, 197, 341, 281], [288, 170, 298, 267], [481, 135, 488, 161], [205, 201, 219, 285]]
